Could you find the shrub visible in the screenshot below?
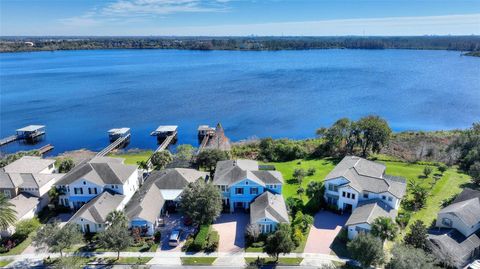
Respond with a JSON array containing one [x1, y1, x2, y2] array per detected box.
[[192, 225, 211, 251], [251, 241, 265, 248], [307, 167, 316, 176], [293, 169, 306, 184], [206, 231, 219, 252], [395, 212, 411, 228], [182, 238, 194, 252], [292, 227, 304, 247], [153, 231, 161, 243], [14, 218, 41, 239]]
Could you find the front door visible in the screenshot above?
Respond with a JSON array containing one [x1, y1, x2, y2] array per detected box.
[[343, 203, 353, 213], [85, 224, 91, 233]]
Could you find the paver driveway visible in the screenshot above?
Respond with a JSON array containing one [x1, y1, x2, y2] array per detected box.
[[159, 214, 196, 252], [304, 211, 349, 254], [212, 213, 249, 253]]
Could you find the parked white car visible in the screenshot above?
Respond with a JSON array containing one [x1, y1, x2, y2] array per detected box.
[[466, 260, 480, 269]]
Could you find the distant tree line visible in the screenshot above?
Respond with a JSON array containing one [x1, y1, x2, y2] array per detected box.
[[1, 36, 479, 53]]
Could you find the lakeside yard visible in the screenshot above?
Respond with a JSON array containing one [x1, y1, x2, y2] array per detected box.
[[266, 157, 472, 231], [108, 150, 153, 165]]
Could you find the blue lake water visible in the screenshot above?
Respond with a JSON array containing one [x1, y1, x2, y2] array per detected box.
[[1, 49, 479, 156]]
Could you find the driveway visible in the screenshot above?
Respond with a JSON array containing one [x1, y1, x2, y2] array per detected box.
[[158, 214, 196, 252], [212, 213, 249, 253], [304, 211, 349, 254]]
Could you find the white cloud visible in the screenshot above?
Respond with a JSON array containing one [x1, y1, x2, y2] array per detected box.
[[101, 0, 228, 16], [144, 13, 480, 36]]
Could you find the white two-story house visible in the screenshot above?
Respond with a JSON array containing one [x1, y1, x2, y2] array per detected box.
[[56, 157, 139, 210], [213, 159, 288, 233], [323, 156, 407, 239]]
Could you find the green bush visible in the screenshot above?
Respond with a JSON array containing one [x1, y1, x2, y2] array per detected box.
[[192, 225, 211, 251], [206, 231, 219, 252], [182, 238, 194, 252], [14, 218, 41, 239], [251, 241, 265, 248]]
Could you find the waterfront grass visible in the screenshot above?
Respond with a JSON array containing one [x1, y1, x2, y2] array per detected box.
[[181, 257, 216, 265], [108, 150, 153, 165], [266, 157, 471, 232], [245, 257, 303, 265]]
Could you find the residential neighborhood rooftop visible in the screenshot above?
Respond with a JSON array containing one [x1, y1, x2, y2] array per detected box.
[[345, 200, 397, 226], [213, 159, 283, 186], [250, 191, 289, 224], [70, 191, 125, 224], [325, 156, 407, 198], [9, 193, 41, 220], [3, 156, 54, 174]]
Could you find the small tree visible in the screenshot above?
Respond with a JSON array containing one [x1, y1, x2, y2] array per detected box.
[[179, 180, 222, 225], [33, 222, 83, 257], [293, 169, 305, 184], [307, 167, 316, 176], [106, 210, 129, 228], [296, 187, 305, 197], [176, 144, 196, 162], [150, 151, 173, 170], [306, 181, 323, 199], [404, 220, 428, 250], [469, 161, 480, 186], [246, 223, 261, 243], [347, 233, 384, 268], [196, 149, 229, 173], [57, 158, 74, 173], [408, 181, 429, 211], [137, 160, 149, 170], [423, 166, 433, 178], [0, 194, 17, 231], [386, 244, 439, 269], [96, 223, 133, 259], [371, 217, 398, 242], [264, 224, 296, 262], [437, 164, 448, 175]]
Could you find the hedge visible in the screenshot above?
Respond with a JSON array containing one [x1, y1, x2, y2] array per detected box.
[[192, 225, 211, 251], [206, 230, 219, 252]]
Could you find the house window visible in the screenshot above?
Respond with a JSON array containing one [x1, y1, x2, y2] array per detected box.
[[442, 218, 452, 227], [250, 188, 258, 195], [346, 193, 351, 199], [94, 188, 98, 194], [382, 195, 386, 200], [3, 190, 11, 199], [351, 194, 356, 200], [74, 188, 83, 195], [88, 188, 92, 194], [388, 197, 393, 202], [235, 188, 244, 195], [245, 181, 249, 185], [342, 192, 346, 197], [328, 184, 338, 192], [363, 193, 369, 199], [83, 181, 86, 185]]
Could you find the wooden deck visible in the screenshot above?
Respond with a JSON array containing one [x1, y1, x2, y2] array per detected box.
[[0, 135, 18, 146], [197, 135, 210, 154], [96, 134, 131, 157], [146, 131, 177, 168], [38, 144, 54, 155]]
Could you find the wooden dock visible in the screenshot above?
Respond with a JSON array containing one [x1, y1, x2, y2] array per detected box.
[[96, 134, 131, 157], [38, 144, 54, 155], [146, 131, 177, 168], [197, 135, 210, 154], [0, 135, 18, 146]]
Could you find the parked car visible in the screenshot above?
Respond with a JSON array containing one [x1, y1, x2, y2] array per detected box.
[[168, 229, 182, 247]]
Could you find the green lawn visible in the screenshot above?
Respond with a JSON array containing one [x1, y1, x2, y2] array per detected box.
[[0, 259, 13, 267], [181, 257, 217, 265], [267, 157, 472, 232], [264, 158, 337, 202], [89, 257, 152, 265], [108, 150, 153, 165], [245, 257, 303, 265]]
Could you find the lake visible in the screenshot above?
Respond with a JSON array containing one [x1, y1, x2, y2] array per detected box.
[[1, 49, 479, 155]]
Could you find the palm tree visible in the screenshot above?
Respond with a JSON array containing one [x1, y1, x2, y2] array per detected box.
[[371, 216, 398, 243], [408, 180, 429, 210], [106, 210, 128, 228], [0, 194, 17, 231]]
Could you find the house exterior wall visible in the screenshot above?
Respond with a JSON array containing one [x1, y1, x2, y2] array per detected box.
[[436, 212, 480, 237], [0, 188, 18, 199], [38, 175, 60, 197], [74, 218, 105, 233], [324, 177, 401, 211], [253, 217, 279, 234], [219, 179, 264, 212], [347, 222, 371, 240], [59, 179, 103, 209]]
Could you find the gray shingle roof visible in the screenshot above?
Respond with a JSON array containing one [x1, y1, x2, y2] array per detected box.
[[345, 200, 398, 226], [213, 160, 283, 187], [56, 157, 137, 186], [428, 229, 480, 268], [439, 197, 480, 227], [250, 191, 289, 224], [151, 168, 208, 190], [9, 193, 41, 221], [3, 156, 54, 174], [125, 168, 205, 224], [70, 191, 125, 224], [326, 156, 406, 198]]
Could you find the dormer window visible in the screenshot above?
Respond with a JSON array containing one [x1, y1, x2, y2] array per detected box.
[[442, 218, 452, 227]]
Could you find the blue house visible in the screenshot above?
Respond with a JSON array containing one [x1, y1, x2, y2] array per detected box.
[[213, 160, 283, 212]]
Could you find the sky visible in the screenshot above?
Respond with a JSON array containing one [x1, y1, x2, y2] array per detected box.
[[1, 0, 479, 36]]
